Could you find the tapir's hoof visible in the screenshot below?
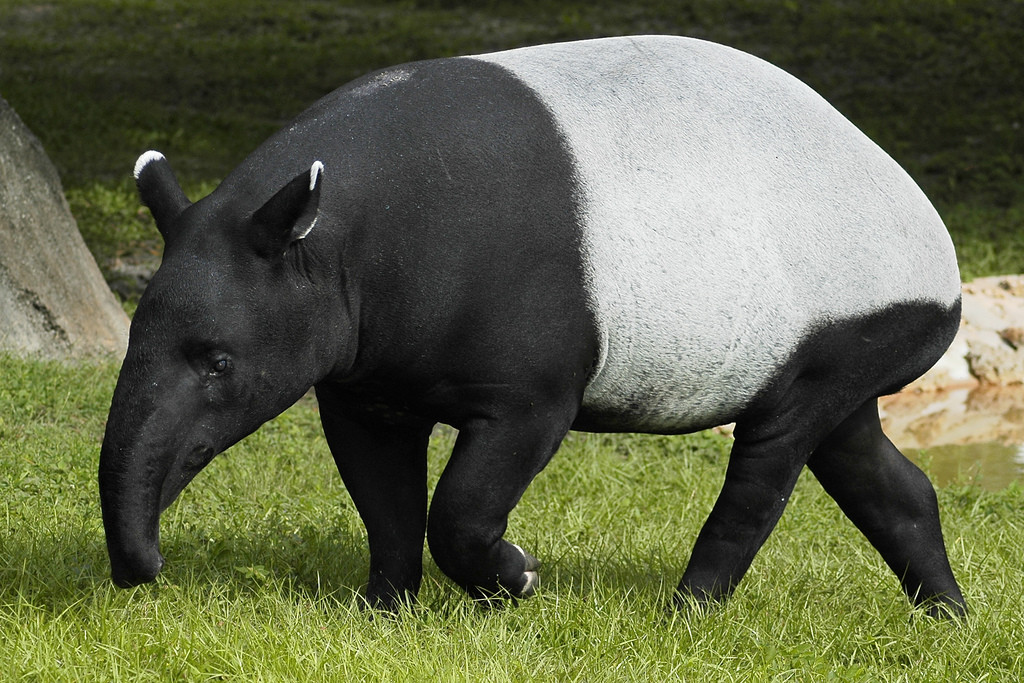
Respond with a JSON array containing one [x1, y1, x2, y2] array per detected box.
[[512, 544, 540, 597], [360, 590, 418, 616], [920, 596, 968, 620], [670, 583, 729, 617]]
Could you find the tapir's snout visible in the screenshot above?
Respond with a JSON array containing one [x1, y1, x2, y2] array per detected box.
[[99, 438, 212, 589], [99, 425, 171, 590], [99, 460, 166, 588], [109, 545, 165, 588]]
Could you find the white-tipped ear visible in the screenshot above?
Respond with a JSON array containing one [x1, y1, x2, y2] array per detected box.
[[132, 150, 191, 243], [252, 161, 324, 256], [134, 150, 166, 180], [294, 161, 324, 240], [309, 160, 324, 192]]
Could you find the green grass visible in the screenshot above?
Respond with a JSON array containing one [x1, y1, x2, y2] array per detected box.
[[2, 1, 1024, 679], [947, 204, 1024, 282], [2, 354, 1023, 680]]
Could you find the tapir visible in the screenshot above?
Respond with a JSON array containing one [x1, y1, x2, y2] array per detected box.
[[99, 35, 967, 617]]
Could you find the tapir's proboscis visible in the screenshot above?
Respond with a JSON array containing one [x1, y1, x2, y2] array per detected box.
[[100, 36, 967, 618]]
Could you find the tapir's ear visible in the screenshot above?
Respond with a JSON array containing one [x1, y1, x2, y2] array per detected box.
[[252, 161, 324, 256], [134, 151, 191, 243]]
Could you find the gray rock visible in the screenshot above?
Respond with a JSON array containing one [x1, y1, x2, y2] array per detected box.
[[0, 95, 129, 357]]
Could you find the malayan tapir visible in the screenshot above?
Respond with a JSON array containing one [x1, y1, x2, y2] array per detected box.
[[99, 35, 968, 617]]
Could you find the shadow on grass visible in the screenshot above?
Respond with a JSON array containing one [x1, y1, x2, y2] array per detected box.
[[0, 521, 372, 614], [2, 524, 951, 628], [1, 528, 694, 622]]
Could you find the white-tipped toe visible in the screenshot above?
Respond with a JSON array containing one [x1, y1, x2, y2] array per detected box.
[[512, 544, 540, 597]]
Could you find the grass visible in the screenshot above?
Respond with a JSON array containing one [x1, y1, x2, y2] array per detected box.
[[2, 354, 1023, 680], [946, 204, 1024, 282], [1, 1, 1023, 679]]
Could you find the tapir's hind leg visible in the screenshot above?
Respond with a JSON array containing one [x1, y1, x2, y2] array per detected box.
[[807, 399, 967, 617], [676, 421, 811, 608]]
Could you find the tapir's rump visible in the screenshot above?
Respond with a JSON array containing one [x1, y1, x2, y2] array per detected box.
[[466, 36, 959, 432]]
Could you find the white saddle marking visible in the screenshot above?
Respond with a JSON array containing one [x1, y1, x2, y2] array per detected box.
[[471, 36, 959, 432]]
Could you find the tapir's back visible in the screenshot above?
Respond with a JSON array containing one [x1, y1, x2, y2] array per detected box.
[[471, 36, 960, 433]]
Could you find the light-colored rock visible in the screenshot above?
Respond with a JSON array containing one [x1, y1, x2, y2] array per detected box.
[[1001, 327, 1024, 349], [903, 274, 1024, 391], [879, 384, 1024, 448], [881, 275, 1024, 450], [965, 328, 1024, 384], [961, 291, 1006, 330], [0, 95, 129, 357], [902, 326, 976, 392]]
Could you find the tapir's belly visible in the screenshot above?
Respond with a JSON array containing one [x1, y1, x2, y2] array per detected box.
[[473, 36, 961, 432]]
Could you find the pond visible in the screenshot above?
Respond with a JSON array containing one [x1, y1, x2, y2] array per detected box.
[[880, 384, 1024, 491]]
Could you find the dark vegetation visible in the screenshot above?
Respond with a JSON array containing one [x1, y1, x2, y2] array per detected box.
[[0, 0, 1022, 293]]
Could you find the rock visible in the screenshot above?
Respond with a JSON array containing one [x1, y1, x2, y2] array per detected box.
[[965, 336, 1024, 384], [879, 384, 1024, 448], [996, 278, 1024, 297], [1000, 327, 1024, 350], [903, 274, 1024, 392], [959, 275, 1024, 385], [902, 325, 976, 392], [0, 95, 129, 357], [960, 291, 1006, 330]]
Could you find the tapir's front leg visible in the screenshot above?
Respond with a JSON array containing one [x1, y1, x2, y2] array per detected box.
[[427, 402, 576, 601], [316, 384, 432, 611]]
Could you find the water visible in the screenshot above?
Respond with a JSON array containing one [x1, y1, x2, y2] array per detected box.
[[880, 384, 1024, 491], [903, 442, 1024, 490]]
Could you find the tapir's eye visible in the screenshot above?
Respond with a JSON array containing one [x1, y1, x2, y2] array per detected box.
[[208, 357, 231, 376], [185, 344, 235, 380]]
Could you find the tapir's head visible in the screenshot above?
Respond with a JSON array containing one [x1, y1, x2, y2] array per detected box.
[[100, 151, 344, 587]]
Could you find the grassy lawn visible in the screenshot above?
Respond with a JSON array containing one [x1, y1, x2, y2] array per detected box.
[[2, 354, 1023, 680], [2, 0, 1024, 680]]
